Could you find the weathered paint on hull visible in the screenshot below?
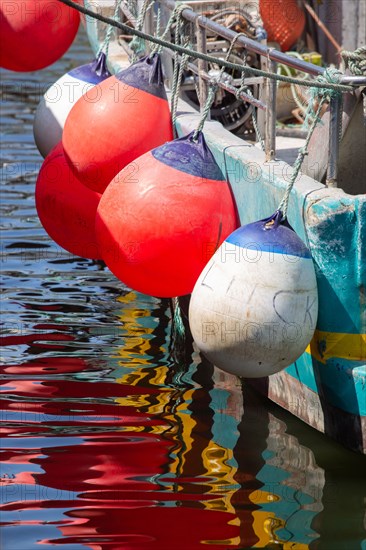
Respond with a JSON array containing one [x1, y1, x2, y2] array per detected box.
[[175, 113, 365, 454]]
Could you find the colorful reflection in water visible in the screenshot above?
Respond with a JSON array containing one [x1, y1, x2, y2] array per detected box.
[[1, 31, 365, 550], [2, 292, 365, 549]]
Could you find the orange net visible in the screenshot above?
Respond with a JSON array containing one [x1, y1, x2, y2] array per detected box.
[[260, 0, 305, 51]]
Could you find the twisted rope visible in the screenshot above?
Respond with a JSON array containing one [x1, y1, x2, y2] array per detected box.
[[171, 297, 186, 351], [304, 67, 343, 127], [278, 68, 343, 219], [193, 33, 249, 139], [232, 53, 265, 150], [341, 46, 366, 76], [278, 97, 326, 218], [169, 5, 192, 128], [129, 0, 155, 61], [58, 0, 354, 93], [151, 3, 191, 56], [97, 0, 123, 58]]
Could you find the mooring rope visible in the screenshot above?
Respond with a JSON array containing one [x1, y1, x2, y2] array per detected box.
[[170, 6, 192, 130], [278, 67, 343, 219], [58, 0, 354, 93], [341, 46, 366, 76], [129, 0, 155, 61], [97, 0, 123, 59], [192, 32, 250, 140]]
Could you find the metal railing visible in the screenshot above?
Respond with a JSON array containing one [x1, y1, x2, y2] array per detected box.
[[119, 0, 366, 186]]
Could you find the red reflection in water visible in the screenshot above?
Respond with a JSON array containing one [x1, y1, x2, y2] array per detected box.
[[1, 357, 88, 375], [1, 357, 255, 549]]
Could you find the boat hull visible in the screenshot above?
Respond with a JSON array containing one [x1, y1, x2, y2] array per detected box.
[[84, 5, 366, 453]]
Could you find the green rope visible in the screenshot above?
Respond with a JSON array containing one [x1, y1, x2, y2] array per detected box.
[[304, 67, 343, 127], [192, 32, 249, 139], [278, 96, 326, 219], [278, 67, 343, 219], [97, 0, 122, 58], [251, 103, 265, 151], [171, 297, 186, 350], [129, 0, 155, 61], [341, 46, 366, 76], [277, 56, 309, 120], [58, 0, 355, 93], [169, 5, 192, 129], [171, 45, 191, 129], [151, 3, 191, 56]]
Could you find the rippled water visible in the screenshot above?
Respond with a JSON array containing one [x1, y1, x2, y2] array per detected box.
[[1, 30, 365, 550]]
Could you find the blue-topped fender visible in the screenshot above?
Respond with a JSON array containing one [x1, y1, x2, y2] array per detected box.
[[116, 54, 167, 100], [152, 131, 226, 181], [69, 52, 111, 84], [226, 210, 312, 258]]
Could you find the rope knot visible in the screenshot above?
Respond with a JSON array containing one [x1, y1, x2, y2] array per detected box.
[[341, 46, 366, 76], [315, 67, 343, 99], [130, 35, 146, 56]]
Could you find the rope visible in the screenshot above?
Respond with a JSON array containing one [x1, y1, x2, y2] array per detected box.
[[171, 45, 191, 130], [304, 67, 343, 127], [129, 0, 155, 61], [278, 96, 326, 219], [171, 297, 186, 351], [233, 53, 265, 150], [278, 67, 343, 219], [169, 4, 192, 128], [277, 53, 309, 120], [192, 33, 249, 139], [58, 0, 354, 93], [151, 3, 191, 56], [251, 101, 265, 151], [171, 47, 190, 127], [97, 0, 122, 58], [341, 46, 366, 76]]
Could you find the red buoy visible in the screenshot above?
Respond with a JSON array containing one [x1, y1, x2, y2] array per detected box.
[[62, 54, 173, 193], [96, 132, 239, 297], [0, 0, 80, 72], [35, 142, 101, 259]]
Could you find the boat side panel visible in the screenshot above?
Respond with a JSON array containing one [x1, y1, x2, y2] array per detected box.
[[250, 368, 366, 454], [175, 114, 365, 429]]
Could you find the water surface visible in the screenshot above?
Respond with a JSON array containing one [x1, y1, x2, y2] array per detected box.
[[1, 30, 365, 550]]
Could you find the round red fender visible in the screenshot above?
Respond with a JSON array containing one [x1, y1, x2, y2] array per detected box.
[[62, 54, 173, 193], [0, 0, 80, 72], [96, 131, 239, 297], [35, 142, 102, 259]]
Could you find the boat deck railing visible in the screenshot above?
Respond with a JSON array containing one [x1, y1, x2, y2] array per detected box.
[[116, 0, 366, 187]]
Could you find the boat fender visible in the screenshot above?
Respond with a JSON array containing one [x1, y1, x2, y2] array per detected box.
[[33, 53, 111, 158], [62, 54, 173, 193], [35, 142, 102, 259], [95, 131, 239, 297], [189, 210, 318, 377], [0, 0, 80, 72]]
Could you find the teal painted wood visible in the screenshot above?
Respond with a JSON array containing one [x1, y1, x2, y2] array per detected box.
[[175, 114, 366, 433]]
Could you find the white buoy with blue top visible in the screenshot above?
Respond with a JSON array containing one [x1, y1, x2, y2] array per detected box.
[[189, 210, 318, 378], [33, 53, 111, 158]]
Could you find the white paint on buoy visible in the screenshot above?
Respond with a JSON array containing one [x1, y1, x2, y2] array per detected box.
[[33, 54, 110, 158], [189, 211, 318, 378]]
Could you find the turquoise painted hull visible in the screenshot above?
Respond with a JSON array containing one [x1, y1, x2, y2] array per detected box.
[[175, 113, 365, 453], [85, 15, 366, 453]]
